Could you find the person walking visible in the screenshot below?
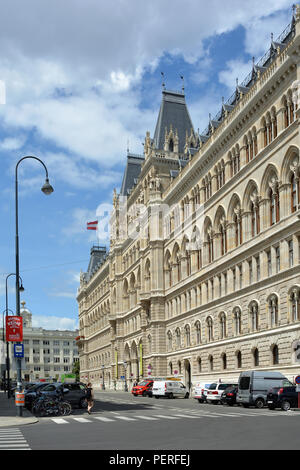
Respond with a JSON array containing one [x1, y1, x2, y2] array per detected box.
[[86, 382, 94, 414]]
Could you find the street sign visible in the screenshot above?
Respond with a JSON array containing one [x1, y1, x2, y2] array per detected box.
[[295, 375, 300, 385], [6, 316, 23, 342], [14, 344, 24, 358]]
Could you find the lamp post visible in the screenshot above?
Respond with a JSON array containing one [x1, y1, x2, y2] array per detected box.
[[102, 365, 105, 390], [123, 361, 128, 392], [15, 156, 53, 416], [5, 274, 24, 399]]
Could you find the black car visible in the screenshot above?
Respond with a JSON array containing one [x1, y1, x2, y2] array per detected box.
[[30, 382, 88, 409], [267, 385, 298, 411], [24, 382, 52, 409], [220, 386, 238, 406]]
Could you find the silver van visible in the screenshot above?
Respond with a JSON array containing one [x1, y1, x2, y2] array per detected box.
[[237, 370, 291, 408]]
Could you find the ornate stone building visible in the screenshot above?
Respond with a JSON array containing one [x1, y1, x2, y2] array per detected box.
[[77, 6, 300, 390]]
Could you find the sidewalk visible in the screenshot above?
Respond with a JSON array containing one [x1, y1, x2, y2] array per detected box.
[[0, 391, 38, 427]]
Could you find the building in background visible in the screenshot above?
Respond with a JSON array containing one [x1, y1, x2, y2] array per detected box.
[[77, 6, 300, 391], [0, 301, 79, 383]]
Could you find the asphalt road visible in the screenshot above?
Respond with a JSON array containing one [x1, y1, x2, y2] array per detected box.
[[11, 391, 300, 451]]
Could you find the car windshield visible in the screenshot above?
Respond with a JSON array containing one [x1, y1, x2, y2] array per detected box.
[[208, 383, 217, 390], [138, 381, 148, 386]]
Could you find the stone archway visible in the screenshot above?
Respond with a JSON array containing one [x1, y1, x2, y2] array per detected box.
[[184, 359, 191, 396]]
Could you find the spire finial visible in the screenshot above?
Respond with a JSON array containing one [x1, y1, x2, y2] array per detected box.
[[180, 74, 184, 93], [271, 32, 274, 43], [127, 139, 129, 154], [161, 72, 166, 90]]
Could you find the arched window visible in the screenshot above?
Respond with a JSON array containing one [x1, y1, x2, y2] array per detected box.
[[209, 355, 214, 371], [220, 223, 227, 256], [272, 345, 279, 365], [222, 353, 227, 370], [268, 179, 280, 226], [219, 313, 226, 339], [237, 350, 242, 369], [233, 307, 242, 335], [253, 348, 259, 367], [207, 317, 214, 342], [169, 139, 174, 152], [167, 331, 173, 351], [290, 289, 300, 322], [249, 302, 259, 332], [185, 325, 191, 347], [234, 210, 242, 246], [291, 173, 299, 213], [250, 197, 260, 236], [269, 295, 278, 327], [176, 328, 181, 348], [197, 357, 202, 373], [169, 361, 173, 375], [195, 321, 201, 344]]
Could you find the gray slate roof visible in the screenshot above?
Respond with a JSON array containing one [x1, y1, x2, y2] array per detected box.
[[120, 153, 145, 196], [153, 90, 195, 154]]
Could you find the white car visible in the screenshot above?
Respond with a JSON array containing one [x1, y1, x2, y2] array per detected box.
[[152, 380, 189, 399], [193, 382, 212, 403], [206, 382, 238, 404]]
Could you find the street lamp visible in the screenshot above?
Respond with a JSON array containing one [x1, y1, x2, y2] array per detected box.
[[102, 365, 105, 390], [15, 156, 53, 416], [123, 361, 128, 392], [5, 274, 24, 399]]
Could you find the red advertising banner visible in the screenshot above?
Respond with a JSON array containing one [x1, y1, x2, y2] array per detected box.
[[6, 316, 23, 342]]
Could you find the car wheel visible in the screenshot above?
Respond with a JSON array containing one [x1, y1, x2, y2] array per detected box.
[[155, 396, 159, 399], [142, 391, 147, 397], [168, 393, 174, 399], [79, 398, 88, 409], [268, 405, 275, 410], [197, 399, 203, 404], [242, 403, 249, 408], [255, 398, 265, 409], [184, 392, 189, 399], [281, 400, 291, 412]]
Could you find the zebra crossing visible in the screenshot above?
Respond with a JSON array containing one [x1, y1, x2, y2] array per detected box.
[[46, 406, 300, 425], [0, 428, 31, 450]]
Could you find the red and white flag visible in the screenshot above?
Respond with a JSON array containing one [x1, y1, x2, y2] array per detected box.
[[87, 220, 98, 231]]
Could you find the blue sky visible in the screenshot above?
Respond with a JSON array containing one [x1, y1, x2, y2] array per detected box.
[[0, 0, 294, 329]]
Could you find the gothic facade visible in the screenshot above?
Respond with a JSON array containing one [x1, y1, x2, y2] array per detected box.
[[77, 6, 300, 390]]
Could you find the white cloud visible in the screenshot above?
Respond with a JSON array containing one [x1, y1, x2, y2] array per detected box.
[[218, 59, 253, 90], [32, 315, 78, 330], [0, 0, 293, 185]]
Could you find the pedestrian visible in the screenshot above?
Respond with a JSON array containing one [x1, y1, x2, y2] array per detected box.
[[86, 382, 94, 414]]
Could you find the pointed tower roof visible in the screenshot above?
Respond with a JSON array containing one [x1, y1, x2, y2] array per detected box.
[[153, 89, 195, 154]]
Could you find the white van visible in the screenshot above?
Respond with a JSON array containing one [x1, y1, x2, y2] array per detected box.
[[152, 380, 189, 399], [193, 382, 212, 403]]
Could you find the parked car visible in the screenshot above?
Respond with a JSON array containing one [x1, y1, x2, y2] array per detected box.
[[193, 382, 212, 403], [220, 386, 238, 406], [267, 385, 298, 411], [131, 379, 154, 397], [206, 382, 238, 404], [25, 382, 52, 409], [237, 370, 291, 409], [60, 382, 88, 408], [152, 380, 189, 399]]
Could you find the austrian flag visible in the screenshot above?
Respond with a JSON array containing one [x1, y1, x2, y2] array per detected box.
[[87, 220, 98, 231]]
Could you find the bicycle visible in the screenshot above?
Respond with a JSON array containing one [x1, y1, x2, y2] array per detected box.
[[31, 394, 72, 417]]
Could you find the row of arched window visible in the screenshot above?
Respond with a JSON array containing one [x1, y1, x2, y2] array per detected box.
[[166, 288, 300, 350]]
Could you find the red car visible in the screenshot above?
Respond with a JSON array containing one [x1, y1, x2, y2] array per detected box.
[[131, 380, 153, 397]]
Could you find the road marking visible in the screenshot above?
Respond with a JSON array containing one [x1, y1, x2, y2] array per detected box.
[[134, 415, 159, 421], [73, 417, 92, 423], [153, 415, 180, 420], [114, 416, 137, 421], [52, 418, 68, 424], [94, 417, 115, 422], [172, 414, 199, 419]]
